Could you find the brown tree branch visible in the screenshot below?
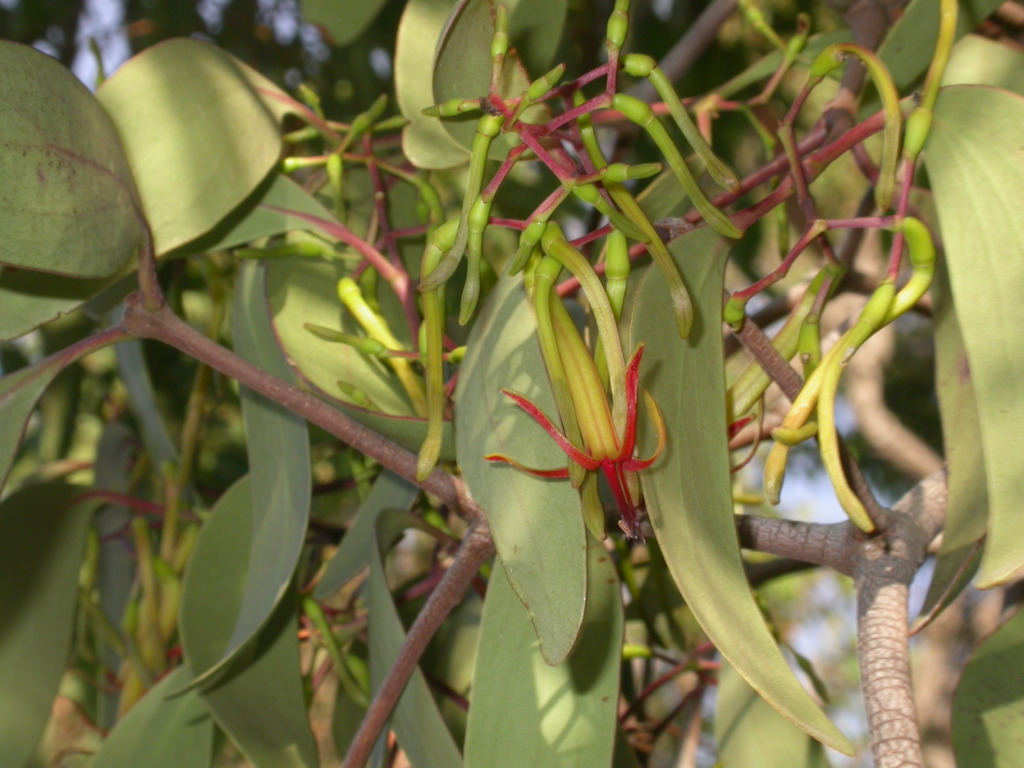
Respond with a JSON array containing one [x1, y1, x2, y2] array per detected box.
[[340, 522, 495, 768], [119, 292, 485, 523]]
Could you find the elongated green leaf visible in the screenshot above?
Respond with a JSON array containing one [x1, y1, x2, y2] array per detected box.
[[179, 476, 318, 767], [314, 470, 420, 599], [943, 34, 1024, 94], [952, 607, 1024, 767], [97, 38, 286, 255], [716, 661, 831, 768], [919, 258, 986, 621], [455, 274, 587, 665], [926, 85, 1024, 587], [0, 42, 144, 279], [183, 262, 312, 688], [266, 254, 455, 456], [116, 340, 179, 468], [464, 537, 621, 767], [628, 228, 852, 754], [396, 0, 471, 169], [302, 0, 388, 46], [368, 510, 463, 768], [879, 0, 1004, 90], [90, 666, 213, 768], [0, 482, 96, 768]]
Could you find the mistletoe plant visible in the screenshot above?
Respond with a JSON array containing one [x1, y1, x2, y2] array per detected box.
[[1, 0, 1023, 766]]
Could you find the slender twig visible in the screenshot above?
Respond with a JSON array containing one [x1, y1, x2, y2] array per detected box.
[[340, 522, 495, 768], [118, 294, 484, 521]]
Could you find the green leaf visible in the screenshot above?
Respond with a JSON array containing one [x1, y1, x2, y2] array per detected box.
[[879, 0, 1004, 90], [195, 173, 336, 254], [266, 254, 455, 457], [919, 257, 986, 622], [314, 470, 420, 599], [628, 228, 852, 755], [395, 0, 471, 169], [926, 85, 1024, 587], [183, 261, 312, 689], [952, 607, 1024, 767], [367, 510, 463, 768], [0, 482, 97, 768], [302, 0, 389, 46], [96, 38, 287, 255], [90, 666, 214, 768], [455, 274, 587, 665], [463, 536, 621, 768], [715, 661, 832, 768], [943, 34, 1024, 95], [0, 42, 144, 278], [179, 476, 319, 767], [432, 0, 530, 158], [504, 0, 568, 75]]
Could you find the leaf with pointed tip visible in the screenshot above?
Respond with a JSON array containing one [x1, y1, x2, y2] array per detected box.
[[0, 482, 98, 768], [184, 262, 312, 690], [952, 606, 1024, 767], [314, 470, 420, 599], [455, 274, 587, 665], [90, 666, 213, 768], [0, 42, 145, 278], [97, 38, 288, 255], [179, 476, 318, 767], [926, 85, 1024, 587], [463, 536, 621, 768], [716, 661, 832, 768], [628, 227, 852, 755], [919, 259, 985, 623], [368, 510, 463, 768]]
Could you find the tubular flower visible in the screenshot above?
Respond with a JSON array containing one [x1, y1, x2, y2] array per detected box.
[[485, 345, 666, 539]]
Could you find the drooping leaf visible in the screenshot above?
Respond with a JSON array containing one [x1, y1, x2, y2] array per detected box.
[[115, 340, 180, 468], [179, 476, 319, 767], [455, 274, 587, 665], [367, 510, 464, 768], [301, 0, 389, 46], [919, 257, 986, 622], [184, 262, 312, 689], [96, 38, 287, 255], [926, 85, 1024, 587], [463, 536, 621, 768], [266, 254, 455, 456], [0, 482, 97, 768], [942, 34, 1024, 94], [0, 264, 134, 342], [314, 470, 420, 599], [715, 661, 832, 768], [90, 666, 214, 768], [952, 607, 1024, 767], [878, 0, 1005, 90], [395, 0, 471, 169], [628, 227, 852, 755], [0, 42, 145, 278]]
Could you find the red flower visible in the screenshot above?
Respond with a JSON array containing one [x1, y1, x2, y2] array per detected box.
[[485, 345, 665, 539]]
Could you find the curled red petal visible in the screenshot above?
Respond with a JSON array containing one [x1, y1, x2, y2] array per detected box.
[[485, 453, 571, 478], [617, 344, 646, 459], [499, 389, 602, 470]]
